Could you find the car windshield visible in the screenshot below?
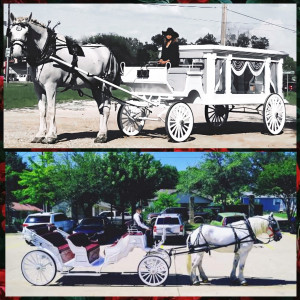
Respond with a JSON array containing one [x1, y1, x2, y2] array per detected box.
[[157, 217, 180, 225], [80, 218, 104, 226], [25, 216, 50, 223]]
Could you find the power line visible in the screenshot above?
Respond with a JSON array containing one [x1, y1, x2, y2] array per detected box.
[[227, 8, 296, 33]]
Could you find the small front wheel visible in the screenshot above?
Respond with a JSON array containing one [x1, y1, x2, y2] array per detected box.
[[147, 249, 171, 268], [263, 94, 286, 135], [21, 250, 57, 286], [165, 102, 194, 142], [138, 255, 169, 286], [117, 104, 145, 136]]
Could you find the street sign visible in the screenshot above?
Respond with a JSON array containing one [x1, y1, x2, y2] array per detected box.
[[283, 71, 295, 75], [5, 48, 11, 58]]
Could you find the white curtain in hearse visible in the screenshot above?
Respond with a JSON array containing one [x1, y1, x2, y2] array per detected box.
[[231, 60, 265, 94]]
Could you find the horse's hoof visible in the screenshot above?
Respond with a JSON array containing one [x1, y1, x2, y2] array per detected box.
[[202, 279, 209, 283], [192, 280, 201, 286], [94, 135, 107, 143], [31, 137, 44, 143], [241, 281, 248, 286], [41, 137, 57, 144]]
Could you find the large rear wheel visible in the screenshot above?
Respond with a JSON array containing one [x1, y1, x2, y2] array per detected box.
[[205, 105, 229, 129], [263, 94, 285, 135], [21, 250, 57, 286]]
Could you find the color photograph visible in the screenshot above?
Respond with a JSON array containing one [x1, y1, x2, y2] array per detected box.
[[3, 3, 297, 148]]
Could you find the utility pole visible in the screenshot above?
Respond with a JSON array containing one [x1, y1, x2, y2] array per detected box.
[[221, 4, 227, 46], [5, 4, 11, 85]]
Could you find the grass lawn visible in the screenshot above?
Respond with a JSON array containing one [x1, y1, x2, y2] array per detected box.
[[269, 212, 288, 219], [185, 223, 202, 231], [4, 82, 129, 110], [284, 91, 296, 105]]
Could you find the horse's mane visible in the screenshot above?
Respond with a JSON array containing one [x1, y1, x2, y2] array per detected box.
[[249, 216, 268, 236], [13, 17, 47, 29]]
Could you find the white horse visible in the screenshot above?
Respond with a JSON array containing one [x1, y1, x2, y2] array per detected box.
[[8, 13, 120, 144], [187, 213, 282, 286]]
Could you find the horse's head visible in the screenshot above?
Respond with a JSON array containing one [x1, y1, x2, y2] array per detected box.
[[266, 212, 282, 242], [8, 13, 32, 58]]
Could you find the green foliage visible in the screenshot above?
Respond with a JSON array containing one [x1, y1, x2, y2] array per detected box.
[[284, 91, 296, 106], [283, 56, 296, 72], [13, 153, 57, 210], [153, 191, 179, 212]]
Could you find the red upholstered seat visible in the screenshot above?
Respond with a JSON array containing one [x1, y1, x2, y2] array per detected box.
[[42, 232, 74, 263], [68, 233, 100, 263]]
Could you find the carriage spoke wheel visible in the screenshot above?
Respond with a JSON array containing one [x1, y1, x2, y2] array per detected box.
[[263, 94, 285, 135], [21, 250, 56, 286], [147, 249, 171, 268], [205, 105, 229, 129], [138, 255, 169, 286], [165, 102, 194, 142], [117, 104, 145, 136]]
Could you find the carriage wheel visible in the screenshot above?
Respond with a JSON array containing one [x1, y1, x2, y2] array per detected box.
[[117, 104, 145, 136], [138, 255, 169, 286], [147, 249, 171, 268], [205, 105, 229, 129], [21, 250, 57, 286], [165, 102, 194, 142], [263, 94, 286, 135]]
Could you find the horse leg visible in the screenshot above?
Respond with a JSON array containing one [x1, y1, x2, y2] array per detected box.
[[197, 252, 209, 283], [237, 250, 250, 286], [42, 83, 57, 144], [230, 252, 240, 283], [31, 84, 47, 143], [190, 253, 201, 285], [93, 86, 110, 143]]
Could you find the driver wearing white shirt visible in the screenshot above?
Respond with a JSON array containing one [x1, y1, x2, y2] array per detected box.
[[133, 206, 150, 232]]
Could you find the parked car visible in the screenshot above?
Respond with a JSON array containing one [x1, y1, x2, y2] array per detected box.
[[22, 212, 75, 232], [210, 212, 246, 226], [22, 212, 76, 243], [153, 213, 185, 242], [73, 217, 113, 243], [148, 207, 189, 225], [98, 210, 131, 225]]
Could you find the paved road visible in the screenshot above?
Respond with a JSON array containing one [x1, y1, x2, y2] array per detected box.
[[4, 102, 296, 149], [6, 232, 296, 297]]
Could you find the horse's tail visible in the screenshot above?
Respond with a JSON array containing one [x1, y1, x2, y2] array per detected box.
[[186, 233, 192, 274]]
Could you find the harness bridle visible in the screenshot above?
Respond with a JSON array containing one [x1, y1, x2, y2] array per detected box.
[[8, 21, 57, 66]]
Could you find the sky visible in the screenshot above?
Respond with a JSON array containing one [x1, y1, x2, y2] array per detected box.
[[4, 3, 296, 59], [17, 152, 205, 171]]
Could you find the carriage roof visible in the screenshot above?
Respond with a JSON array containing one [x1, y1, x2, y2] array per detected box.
[[167, 45, 288, 60]]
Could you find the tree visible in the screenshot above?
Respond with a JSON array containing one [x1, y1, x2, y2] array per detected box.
[[177, 153, 252, 206], [5, 152, 27, 225], [14, 153, 57, 211], [153, 192, 179, 212], [256, 154, 296, 223], [177, 37, 188, 45], [151, 34, 164, 48], [251, 35, 269, 49], [283, 56, 296, 73], [195, 33, 218, 45], [236, 33, 250, 48]]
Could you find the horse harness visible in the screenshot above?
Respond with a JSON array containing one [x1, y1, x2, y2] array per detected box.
[[189, 219, 269, 255]]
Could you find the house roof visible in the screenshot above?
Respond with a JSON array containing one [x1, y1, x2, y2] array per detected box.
[[11, 202, 43, 212]]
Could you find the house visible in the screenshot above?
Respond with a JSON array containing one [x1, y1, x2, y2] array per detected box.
[[241, 194, 296, 213], [150, 189, 212, 209]]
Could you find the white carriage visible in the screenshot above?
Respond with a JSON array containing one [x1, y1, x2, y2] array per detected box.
[[21, 224, 171, 287], [118, 45, 288, 141]]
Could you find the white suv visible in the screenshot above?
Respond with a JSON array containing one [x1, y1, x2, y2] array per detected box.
[[153, 213, 186, 241], [22, 212, 75, 242]]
